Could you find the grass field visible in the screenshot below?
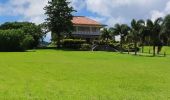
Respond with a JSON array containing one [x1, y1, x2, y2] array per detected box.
[[0, 47, 170, 100]]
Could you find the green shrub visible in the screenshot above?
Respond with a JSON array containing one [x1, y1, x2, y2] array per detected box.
[[0, 29, 25, 51], [62, 39, 86, 49], [0, 29, 35, 51], [0, 22, 44, 48], [93, 40, 107, 45], [93, 40, 117, 45], [122, 43, 140, 52], [48, 42, 57, 47], [21, 35, 35, 49], [80, 44, 91, 51]]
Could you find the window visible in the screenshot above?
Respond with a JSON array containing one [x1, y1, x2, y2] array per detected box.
[[92, 27, 99, 32], [78, 26, 90, 32]]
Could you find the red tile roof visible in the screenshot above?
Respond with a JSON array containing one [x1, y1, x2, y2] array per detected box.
[[72, 16, 105, 26]]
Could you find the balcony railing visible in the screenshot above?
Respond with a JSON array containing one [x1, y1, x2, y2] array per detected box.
[[72, 31, 100, 35]]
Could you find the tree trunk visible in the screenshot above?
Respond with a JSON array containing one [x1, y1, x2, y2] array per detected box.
[[57, 33, 61, 48], [157, 45, 163, 55], [148, 36, 151, 54], [141, 39, 144, 53], [141, 45, 144, 53], [134, 41, 137, 55], [106, 38, 109, 45], [149, 48, 151, 54], [128, 42, 130, 54], [120, 36, 123, 53], [157, 46, 159, 54], [153, 45, 156, 56], [157, 47, 159, 54]]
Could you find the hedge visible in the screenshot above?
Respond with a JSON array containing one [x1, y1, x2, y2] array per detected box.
[[0, 29, 34, 51], [62, 39, 86, 49]]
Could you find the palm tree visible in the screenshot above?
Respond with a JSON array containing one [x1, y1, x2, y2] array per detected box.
[[138, 25, 149, 53], [162, 15, 170, 46], [130, 19, 145, 55], [112, 24, 130, 52], [100, 28, 112, 44], [146, 18, 163, 56], [109, 27, 117, 41]]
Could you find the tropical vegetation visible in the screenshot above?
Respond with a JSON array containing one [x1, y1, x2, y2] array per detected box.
[[100, 15, 170, 56]]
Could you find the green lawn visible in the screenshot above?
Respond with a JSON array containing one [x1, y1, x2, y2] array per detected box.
[[0, 48, 170, 100]]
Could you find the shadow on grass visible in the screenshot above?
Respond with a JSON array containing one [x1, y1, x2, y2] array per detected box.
[[36, 47, 84, 51], [0, 50, 37, 53], [0, 47, 81, 52], [122, 52, 168, 57]]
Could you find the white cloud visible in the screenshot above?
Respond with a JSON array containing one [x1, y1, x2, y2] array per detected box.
[[85, 0, 156, 17], [70, 0, 85, 11], [0, 0, 48, 24], [151, 10, 165, 21], [165, 1, 170, 12], [85, 0, 169, 26], [1, 0, 170, 41], [29, 16, 46, 25], [150, 0, 170, 21], [88, 16, 106, 23], [106, 17, 126, 26], [0, 0, 170, 25]]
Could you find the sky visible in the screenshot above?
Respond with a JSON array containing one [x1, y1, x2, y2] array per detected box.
[[0, 0, 170, 41]]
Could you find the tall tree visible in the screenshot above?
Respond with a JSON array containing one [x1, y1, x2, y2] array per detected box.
[[130, 19, 145, 55], [139, 25, 149, 53], [146, 18, 163, 56], [162, 15, 170, 45], [109, 27, 118, 41], [112, 24, 130, 52], [44, 0, 75, 48], [100, 28, 112, 43]]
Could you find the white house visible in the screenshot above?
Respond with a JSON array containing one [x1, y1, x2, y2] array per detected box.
[[71, 16, 106, 41]]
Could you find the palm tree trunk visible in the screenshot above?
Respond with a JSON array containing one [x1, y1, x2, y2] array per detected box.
[[134, 41, 137, 55], [106, 38, 109, 45], [120, 39, 122, 52], [128, 42, 130, 54], [148, 36, 151, 54], [153, 45, 156, 56], [157, 46, 159, 54], [141, 45, 144, 53], [141, 39, 145, 53]]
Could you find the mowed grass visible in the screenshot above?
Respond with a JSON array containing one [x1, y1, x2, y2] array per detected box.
[[0, 47, 170, 100]]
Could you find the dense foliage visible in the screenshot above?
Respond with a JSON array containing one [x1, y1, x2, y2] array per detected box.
[[0, 22, 44, 48], [0, 30, 34, 51]]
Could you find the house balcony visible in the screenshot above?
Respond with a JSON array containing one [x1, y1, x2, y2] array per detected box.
[[72, 31, 101, 36]]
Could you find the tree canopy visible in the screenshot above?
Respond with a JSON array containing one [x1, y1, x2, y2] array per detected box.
[[44, 0, 75, 48], [0, 22, 44, 48]]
